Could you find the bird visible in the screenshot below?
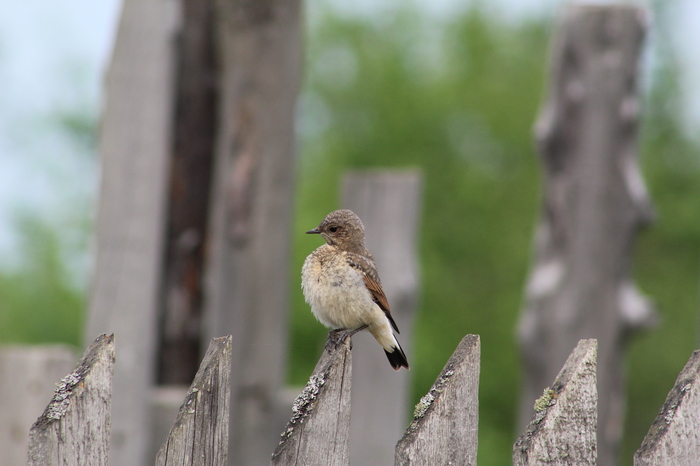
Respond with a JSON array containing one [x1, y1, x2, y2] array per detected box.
[[301, 209, 409, 370]]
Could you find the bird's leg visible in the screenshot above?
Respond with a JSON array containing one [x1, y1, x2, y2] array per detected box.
[[346, 324, 369, 338], [325, 325, 369, 352]]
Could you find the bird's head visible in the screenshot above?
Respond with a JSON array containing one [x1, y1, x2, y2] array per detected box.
[[307, 209, 366, 250]]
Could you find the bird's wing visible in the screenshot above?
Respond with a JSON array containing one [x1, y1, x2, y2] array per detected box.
[[347, 254, 400, 334]]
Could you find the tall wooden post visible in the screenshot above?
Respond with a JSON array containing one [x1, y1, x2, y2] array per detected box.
[[342, 170, 422, 466], [517, 6, 656, 465], [85, 0, 179, 464], [202, 1, 302, 464]]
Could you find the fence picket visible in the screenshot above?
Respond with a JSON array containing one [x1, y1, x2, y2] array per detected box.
[[513, 339, 598, 465], [395, 334, 480, 466], [27, 334, 115, 466], [634, 350, 700, 465], [271, 333, 353, 466], [155, 336, 232, 466]]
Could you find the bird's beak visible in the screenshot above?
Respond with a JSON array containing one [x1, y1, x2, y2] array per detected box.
[[306, 228, 321, 234]]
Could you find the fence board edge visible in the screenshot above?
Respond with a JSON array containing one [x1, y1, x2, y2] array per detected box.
[[271, 332, 353, 466], [513, 338, 597, 465], [27, 334, 115, 466], [634, 349, 700, 465], [155, 335, 232, 466], [394, 334, 480, 466]]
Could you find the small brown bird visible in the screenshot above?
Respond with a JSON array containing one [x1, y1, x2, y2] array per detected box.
[[301, 209, 409, 370]]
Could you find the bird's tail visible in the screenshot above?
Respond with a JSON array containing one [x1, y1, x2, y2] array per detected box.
[[385, 340, 410, 370], [369, 322, 410, 370]]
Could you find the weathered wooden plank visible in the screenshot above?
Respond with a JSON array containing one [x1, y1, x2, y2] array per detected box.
[[271, 332, 353, 466], [202, 1, 302, 464], [0, 345, 76, 466], [156, 336, 232, 466], [513, 339, 597, 466], [27, 334, 115, 466], [634, 350, 700, 465], [395, 334, 480, 466], [342, 170, 422, 466], [85, 0, 180, 464], [517, 5, 654, 465]]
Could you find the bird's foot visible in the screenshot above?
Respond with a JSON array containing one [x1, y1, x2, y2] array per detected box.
[[325, 325, 368, 352]]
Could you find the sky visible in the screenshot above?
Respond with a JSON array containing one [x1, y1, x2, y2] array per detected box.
[[0, 0, 698, 273]]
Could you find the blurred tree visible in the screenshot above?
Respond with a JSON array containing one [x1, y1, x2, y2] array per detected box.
[[625, 1, 700, 463]]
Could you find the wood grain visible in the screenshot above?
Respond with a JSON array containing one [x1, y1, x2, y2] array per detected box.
[[514, 339, 597, 465], [156, 336, 232, 466], [28, 334, 115, 466], [634, 350, 700, 465], [271, 333, 353, 466], [395, 334, 480, 466]]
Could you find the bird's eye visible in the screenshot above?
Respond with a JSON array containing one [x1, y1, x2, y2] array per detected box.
[[329, 226, 339, 233]]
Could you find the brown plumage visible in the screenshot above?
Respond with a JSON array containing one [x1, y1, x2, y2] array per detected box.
[[301, 209, 409, 370]]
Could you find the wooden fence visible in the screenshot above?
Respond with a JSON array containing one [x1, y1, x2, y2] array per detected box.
[[15, 333, 700, 465]]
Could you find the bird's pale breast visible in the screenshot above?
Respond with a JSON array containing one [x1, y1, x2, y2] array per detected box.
[[301, 245, 377, 330]]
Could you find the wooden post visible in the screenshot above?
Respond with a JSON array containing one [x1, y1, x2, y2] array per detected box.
[[202, 1, 302, 464], [517, 6, 655, 465], [341, 170, 422, 466], [28, 334, 115, 466], [634, 350, 700, 465], [156, 336, 232, 466], [85, 0, 180, 464], [395, 334, 480, 466], [0, 345, 75, 466], [158, 0, 218, 385], [271, 333, 353, 466], [513, 339, 597, 466]]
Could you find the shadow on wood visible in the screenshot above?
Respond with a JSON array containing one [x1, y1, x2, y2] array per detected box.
[[28, 334, 115, 466], [156, 336, 232, 466], [271, 332, 353, 466], [514, 339, 597, 465]]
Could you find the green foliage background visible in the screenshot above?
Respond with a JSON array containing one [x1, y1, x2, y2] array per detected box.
[[1, 2, 698, 465], [288, 2, 700, 465]]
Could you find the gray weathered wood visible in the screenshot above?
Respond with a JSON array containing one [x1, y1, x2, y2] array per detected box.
[[27, 334, 115, 466], [395, 334, 480, 466], [342, 170, 422, 466], [0, 345, 75, 466], [271, 333, 353, 466], [634, 350, 700, 465], [202, 1, 302, 464], [517, 5, 654, 465], [85, 0, 180, 464], [156, 336, 232, 466], [513, 339, 597, 466]]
